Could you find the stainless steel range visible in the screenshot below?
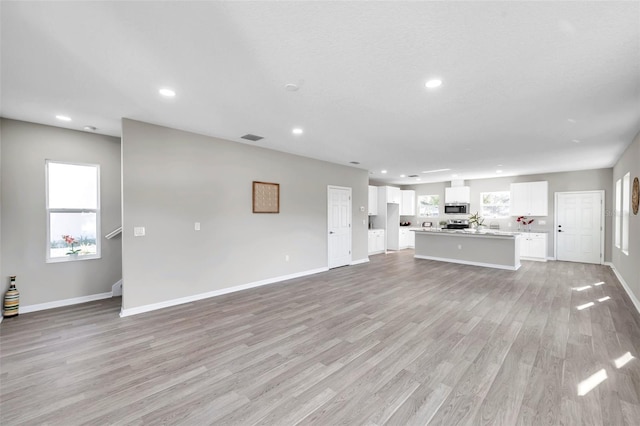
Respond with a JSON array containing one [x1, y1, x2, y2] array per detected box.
[[445, 219, 470, 229]]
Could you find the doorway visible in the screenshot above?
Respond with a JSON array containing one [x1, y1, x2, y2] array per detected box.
[[555, 191, 604, 264], [327, 186, 352, 269]]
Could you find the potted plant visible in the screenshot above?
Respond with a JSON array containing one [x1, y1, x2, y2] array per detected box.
[[468, 212, 486, 229], [62, 235, 81, 257]]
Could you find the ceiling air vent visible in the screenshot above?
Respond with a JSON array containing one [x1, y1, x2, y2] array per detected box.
[[241, 134, 264, 142], [408, 174, 419, 178], [349, 161, 360, 165]]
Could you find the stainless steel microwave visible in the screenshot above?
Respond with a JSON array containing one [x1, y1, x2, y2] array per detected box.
[[444, 203, 470, 214]]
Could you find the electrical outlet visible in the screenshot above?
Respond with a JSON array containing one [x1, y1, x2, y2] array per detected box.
[[134, 227, 145, 237], [539, 220, 546, 225], [458, 244, 462, 250], [285, 255, 290, 262], [195, 222, 201, 231]]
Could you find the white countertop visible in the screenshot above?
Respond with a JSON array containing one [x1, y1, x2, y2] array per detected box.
[[412, 228, 522, 239]]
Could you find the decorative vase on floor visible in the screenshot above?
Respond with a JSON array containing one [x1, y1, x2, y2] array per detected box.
[[3, 276, 19, 318]]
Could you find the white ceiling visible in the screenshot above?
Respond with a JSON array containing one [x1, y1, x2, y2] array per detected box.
[[2, 1, 639, 185]]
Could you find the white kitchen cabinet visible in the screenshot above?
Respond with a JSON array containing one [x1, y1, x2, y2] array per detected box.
[[368, 185, 378, 215], [400, 190, 416, 215], [399, 228, 415, 249], [445, 186, 470, 203], [382, 186, 401, 204], [510, 181, 548, 216], [520, 232, 547, 261], [368, 230, 385, 254]]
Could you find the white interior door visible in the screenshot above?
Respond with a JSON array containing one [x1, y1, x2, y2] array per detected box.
[[555, 191, 603, 264], [328, 186, 352, 269]]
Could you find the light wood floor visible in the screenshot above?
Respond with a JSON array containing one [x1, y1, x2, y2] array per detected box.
[[2, 251, 640, 425]]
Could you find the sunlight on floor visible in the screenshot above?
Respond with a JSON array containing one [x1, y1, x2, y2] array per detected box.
[[578, 369, 608, 396], [615, 352, 635, 369], [577, 302, 595, 311], [593, 281, 605, 286], [573, 285, 592, 291], [597, 296, 611, 302]]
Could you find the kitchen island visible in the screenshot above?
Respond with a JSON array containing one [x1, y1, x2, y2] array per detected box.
[[412, 228, 522, 270]]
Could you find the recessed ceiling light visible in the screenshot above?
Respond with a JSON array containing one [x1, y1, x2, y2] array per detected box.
[[497, 164, 503, 167], [400, 174, 406, 178], [83, 126, 97, 132], [56, 115, 71, 121], [422, 168, 450, 174], [572, 139, 581, 143], [381, 170, 387, 174], [496, 170, 503, 173], [416, 178, 422, 181], [292, 128, 303, 135], [452, 174, 458, 177], [159, 88, 176, 97], [285, 83, 299, 91], [425, 79, 443, 89]]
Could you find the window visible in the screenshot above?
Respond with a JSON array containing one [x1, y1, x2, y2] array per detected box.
[[622, 172, 630, 254], [46, 161, 100, 262], [615, 178, 621, 249], [480, 191, 510, 218], [418, 195, 440, 217]]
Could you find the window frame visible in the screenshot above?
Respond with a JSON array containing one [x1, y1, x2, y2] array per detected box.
[[417, 194, 440, 217], [45, 160, 101, 263], [479, 191, 510, 219], [622, 172, 630, 255], [615, 178, 621, 249]]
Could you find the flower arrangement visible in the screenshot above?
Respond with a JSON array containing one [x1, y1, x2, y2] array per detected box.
[[516, 216, 534, 230], [468, 212, 485, 228], [62, 235, 81, 255]]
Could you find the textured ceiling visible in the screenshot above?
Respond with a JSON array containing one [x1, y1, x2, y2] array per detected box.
[[2, 1, 639, 184]]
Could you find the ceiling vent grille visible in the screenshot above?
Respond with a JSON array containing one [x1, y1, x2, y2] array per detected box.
[[408, 174, 419, 178], [241, 134, 264, 141]]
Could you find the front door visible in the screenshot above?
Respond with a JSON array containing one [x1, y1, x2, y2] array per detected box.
[[556, 191, 603, 264], [328, 186, 352, 269]]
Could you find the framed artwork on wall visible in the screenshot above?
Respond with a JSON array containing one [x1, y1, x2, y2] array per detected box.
[[632, 177, 639, 215], [253, 181, 280, 213]]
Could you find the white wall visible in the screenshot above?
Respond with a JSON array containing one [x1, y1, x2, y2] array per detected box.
[[0, 119, 122, 306], [612, 131, 640, 304], [121, 119, 368, 312], [383, 168, 613, 260]]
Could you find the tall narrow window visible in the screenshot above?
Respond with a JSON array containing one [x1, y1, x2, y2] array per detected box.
[[480, 191, 510, 218], [622, 172, 630, 254], [615, 178, 621, 249], [46, 161, 100, 262]]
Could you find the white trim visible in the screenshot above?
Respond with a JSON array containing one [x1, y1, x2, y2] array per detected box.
[[554, 190, 605, 264], [112, 279, 123, 297], [414, 254, 521, 271], [520, 256, 547, 262], [120, 267, 329, 317], [546, 256, 555, 261], [105, 227, 122, 239], [605, 262, 640, 315], [350, 258, 369, 265], [20, 291, 113, 314]]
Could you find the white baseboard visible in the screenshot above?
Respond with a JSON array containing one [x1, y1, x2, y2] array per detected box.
[[19, 292, 113, 314], [605, 262, 640, 315], [414, 254, 520, 271], [350, 258, 369, 266], [112, 279, 123, 297], [120, 267, 329, 318]]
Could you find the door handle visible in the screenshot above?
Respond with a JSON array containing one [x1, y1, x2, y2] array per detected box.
[[558, 230, 562, 232], [329, 231, 335, 234]]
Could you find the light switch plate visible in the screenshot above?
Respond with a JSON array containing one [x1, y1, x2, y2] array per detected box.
[[195, 222, 201, 231], [134, 227, 145, 237]]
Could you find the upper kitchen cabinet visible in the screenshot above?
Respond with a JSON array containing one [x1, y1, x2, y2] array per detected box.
[[445, 186, 470, 204], [510, 181, 548, 216], [381, 186, 401, 204], [368, 185, 378, 215], [400, 190, 416, 215]]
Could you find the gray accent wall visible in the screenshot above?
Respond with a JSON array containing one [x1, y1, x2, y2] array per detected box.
[[121, 119, 368, 311], [612, 131, 640, 303], [0, 119, 122, 305], [398, 168, 614, 261]]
